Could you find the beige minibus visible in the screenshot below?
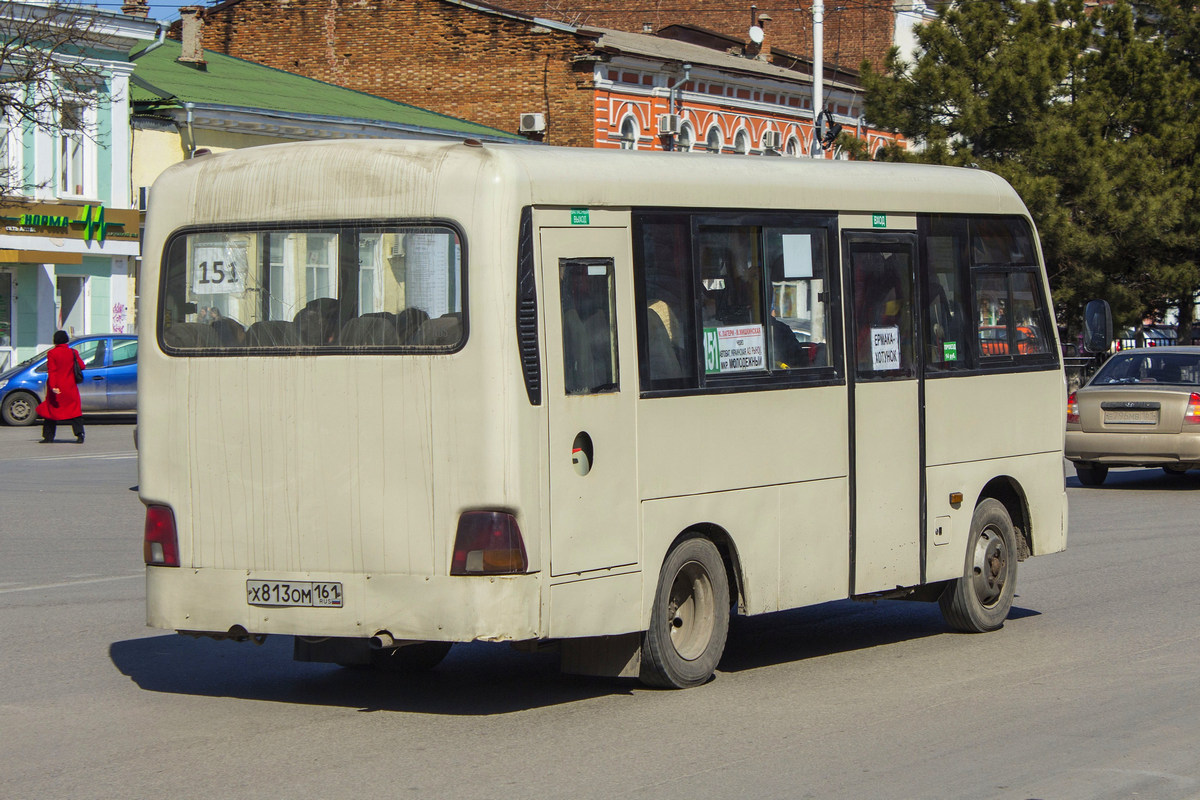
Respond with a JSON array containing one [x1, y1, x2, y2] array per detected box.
[[141, 139, 1066, 688]]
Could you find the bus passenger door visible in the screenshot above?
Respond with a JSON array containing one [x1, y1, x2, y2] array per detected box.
[[846, 232, 922, 594], [539, 222, 640, 577]]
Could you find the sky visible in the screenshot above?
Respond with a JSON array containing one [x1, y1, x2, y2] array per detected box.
[[88, 1, 184, 25]]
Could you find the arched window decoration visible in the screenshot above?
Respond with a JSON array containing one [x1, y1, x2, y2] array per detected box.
[[619, 116, 640, 150], [786, 136, 800, 157], [705, 126, 722, 154], [677, 123, 694, 152], [734, 129, 750, 155]]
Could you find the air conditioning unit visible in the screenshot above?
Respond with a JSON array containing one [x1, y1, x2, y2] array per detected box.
[[519, 112, 546, 133], [657, 114, 681, 136], [762, 130, 782, 150]]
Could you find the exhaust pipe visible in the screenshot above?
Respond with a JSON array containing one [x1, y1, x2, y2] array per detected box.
[[368, 631, 395, 650]]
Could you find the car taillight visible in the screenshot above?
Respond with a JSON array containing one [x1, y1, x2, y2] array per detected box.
[[1066, 391, 1080, 425], [144, 505, 180, 567], [1186, 393, 1200, 424], [451, 511, 528, 575]]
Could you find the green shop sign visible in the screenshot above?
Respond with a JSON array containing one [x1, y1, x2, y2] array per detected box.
[[0, 202, 139, 243]]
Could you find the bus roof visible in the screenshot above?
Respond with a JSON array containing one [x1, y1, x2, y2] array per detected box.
[[149, 138, 1030, 228]]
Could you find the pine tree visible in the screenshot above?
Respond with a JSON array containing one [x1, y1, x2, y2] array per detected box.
[[862, 0, 1200, 335]]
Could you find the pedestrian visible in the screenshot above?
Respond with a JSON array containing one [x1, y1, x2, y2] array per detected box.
[[35, 330, 86, 444]]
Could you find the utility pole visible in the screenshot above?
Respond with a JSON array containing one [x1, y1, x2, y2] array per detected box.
[[811, 0, 824, 158]]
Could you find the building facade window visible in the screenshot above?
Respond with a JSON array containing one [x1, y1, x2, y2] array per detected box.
[[734, 129, 750, 155], [677, 122, 694, 152], [58, 99, 93, 197], [619, 115, 640, 150], [705, 126, 722, 154]]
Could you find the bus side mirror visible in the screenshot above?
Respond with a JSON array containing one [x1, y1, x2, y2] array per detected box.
[[1082, 300, 1113, 354]]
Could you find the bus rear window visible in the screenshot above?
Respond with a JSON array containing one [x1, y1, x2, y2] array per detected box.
[[159, 224, 464, 352]]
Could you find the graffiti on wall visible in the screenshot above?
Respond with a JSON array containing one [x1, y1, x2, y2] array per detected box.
[[112, 301, 128, 334]]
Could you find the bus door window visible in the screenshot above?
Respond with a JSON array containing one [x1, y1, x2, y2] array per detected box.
[[851, 248, 915, 377], [1009, 272, 1049, 354], [559, 257, 619, 395]]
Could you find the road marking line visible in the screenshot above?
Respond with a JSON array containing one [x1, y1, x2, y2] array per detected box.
[[26, 452, 136, 462], [0, 574, 142, 594]]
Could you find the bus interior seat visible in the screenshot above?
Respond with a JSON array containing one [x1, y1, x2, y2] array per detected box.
[[163, 322, 219, 349], [646, 309, 682, 379], [395, 308, 430, 343], [294, 298, 341, 345], [341, 315, 400, 346], [211, 318, 247, 347], [246, 320, 298, 346], [413, 313, 462, 347]]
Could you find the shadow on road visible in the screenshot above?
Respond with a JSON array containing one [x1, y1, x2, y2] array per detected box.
[[111, 598, 1038, 710], [719, 598, 1038, 673], [1066, 467, 1200, 491], [110, 634, 630, 713]]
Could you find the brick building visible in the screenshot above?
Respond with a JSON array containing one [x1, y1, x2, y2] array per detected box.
[[194, 0, 903, 156], [498, 0, 939, 72]]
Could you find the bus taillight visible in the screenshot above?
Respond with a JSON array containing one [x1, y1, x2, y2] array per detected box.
[[451, 511, 529, 575], [144, 505, 180, 567], [1186, 393, 1200, 424], [1066, 391, 1079, 425]]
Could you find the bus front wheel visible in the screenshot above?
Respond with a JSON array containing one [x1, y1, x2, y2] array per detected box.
[[640, 537, 730, 689], [939, 499, 1017, 633]]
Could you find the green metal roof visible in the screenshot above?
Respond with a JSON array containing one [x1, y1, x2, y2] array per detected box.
[[129, 38, 521, 140]]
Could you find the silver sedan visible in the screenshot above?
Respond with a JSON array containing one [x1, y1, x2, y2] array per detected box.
[[1066, 346, 1200, 485]]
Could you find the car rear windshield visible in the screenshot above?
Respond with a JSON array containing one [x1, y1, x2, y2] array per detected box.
[[1091, 352, 1200, 385], [159, 223, 464, 353]]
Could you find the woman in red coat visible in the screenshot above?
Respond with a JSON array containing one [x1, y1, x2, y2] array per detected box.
[[36, 330, 86, 443]]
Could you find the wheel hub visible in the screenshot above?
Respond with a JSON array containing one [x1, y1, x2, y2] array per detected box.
[[667, 560, 716, 661], [970, 528, 1009, 608]]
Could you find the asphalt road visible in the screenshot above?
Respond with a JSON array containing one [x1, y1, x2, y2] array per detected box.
[[1, 421, 1198, 800]]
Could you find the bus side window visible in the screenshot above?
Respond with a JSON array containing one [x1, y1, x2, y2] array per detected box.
[[560, 258, 619, 395], [635, 217, 696, 389]]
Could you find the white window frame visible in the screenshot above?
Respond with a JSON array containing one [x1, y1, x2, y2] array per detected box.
[[677, 122, 694, 153], [0, 111, 19, 191], [734, 129, 750, 156], [618, 115, 640, 150], [704, 125, 723, 154], [57, 97, 97, 199]]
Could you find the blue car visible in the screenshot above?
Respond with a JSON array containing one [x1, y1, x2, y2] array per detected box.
[[0, 334, 137, 426]]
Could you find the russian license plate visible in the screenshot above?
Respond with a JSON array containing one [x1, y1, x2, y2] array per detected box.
[[1104, 409, 1157, 424], [246, 580, 343, 608]]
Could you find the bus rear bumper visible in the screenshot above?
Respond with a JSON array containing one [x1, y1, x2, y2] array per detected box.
[[146, 567, 542, 643]]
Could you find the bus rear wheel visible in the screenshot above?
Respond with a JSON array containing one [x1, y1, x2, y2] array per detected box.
[[369, 641, 452, 673], [939, 499, 1017, 633], [640, 537, 729, 689]]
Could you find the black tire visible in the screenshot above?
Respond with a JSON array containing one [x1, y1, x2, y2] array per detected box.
[[369, 641, 452, 673], [1163, 465, 1190, 476], [640, 537, 730, 689], [939, 499, 1018, 633], [1075, 462, 1109, 487], [1, 391, 39, 426]]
